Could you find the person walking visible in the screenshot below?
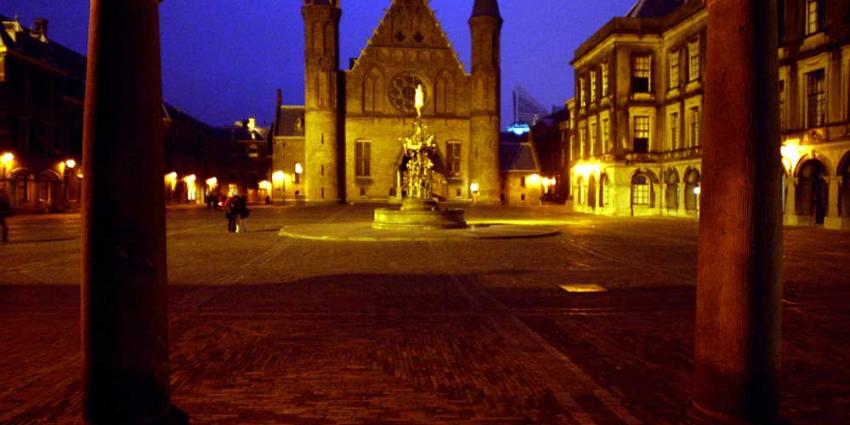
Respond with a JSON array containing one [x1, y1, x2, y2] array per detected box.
[[0, 188, 11, 243], [235, 195, 249, 233], [224, 195, 239, 233]]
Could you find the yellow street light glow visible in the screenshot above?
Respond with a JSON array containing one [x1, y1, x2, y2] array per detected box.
[[272, 171, 285, 184], [528, 174, 541, 185], [469, 182, 480, 193], [572, 163, 601, 179], [1, 152, 14, 164], [294, 162, 303, 174], [259, 180, 272, 191], [164, 172, 178, 191], [65, 159, 77, 169], [182, 174, 197, 183], [693, 186, 702, 196], [780, 139, 806, 174], [206, 177, 218, 189]]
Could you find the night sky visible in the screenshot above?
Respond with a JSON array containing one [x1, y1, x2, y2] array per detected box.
[[4, 0, 635, 127]]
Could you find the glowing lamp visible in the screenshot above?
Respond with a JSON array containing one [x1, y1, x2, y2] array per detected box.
[[65, 159, 77, 169], [470, 182, 480, 194], [1, 152, 13, 163], [206, 177, 218, 189], [259, 180, 272, 191], [294, 163, 303, 174], [528, 174, 541, 185], [693, 186, 702, 195], [272, 171, 285, 184], [183, 174, 197, 183]]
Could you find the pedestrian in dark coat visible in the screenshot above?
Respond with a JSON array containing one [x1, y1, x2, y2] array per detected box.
[[224, 196, 239, 233]]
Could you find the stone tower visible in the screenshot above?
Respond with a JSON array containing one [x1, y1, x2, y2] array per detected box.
[[469, 0, 502, 203], [302, 0, 341, 202]]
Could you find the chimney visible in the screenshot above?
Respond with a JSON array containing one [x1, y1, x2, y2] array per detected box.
[[31, 17, 48, 42]]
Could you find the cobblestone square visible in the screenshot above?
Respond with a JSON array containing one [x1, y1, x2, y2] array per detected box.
[[1, 206, 848, 424]]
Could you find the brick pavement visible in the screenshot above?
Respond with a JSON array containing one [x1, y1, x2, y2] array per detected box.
[[1, 206, 849, 424]]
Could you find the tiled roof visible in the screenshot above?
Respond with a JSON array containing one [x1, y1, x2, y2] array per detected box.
[[273, 106, 305, 138], [500, 133, 539, 173]]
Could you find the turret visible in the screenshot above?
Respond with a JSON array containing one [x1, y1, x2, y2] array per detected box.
[[469, 0, 502, 203], [302, 0, 342, 202]]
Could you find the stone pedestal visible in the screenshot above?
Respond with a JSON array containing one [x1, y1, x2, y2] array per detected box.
[[692, 0, 783, 423], [81, 1, 186, 424], [373, 199, 467, 230]]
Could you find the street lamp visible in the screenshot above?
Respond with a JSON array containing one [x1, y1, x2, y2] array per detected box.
[[65, 159, 77, 169]]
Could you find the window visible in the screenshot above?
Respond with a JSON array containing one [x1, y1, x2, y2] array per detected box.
[[579, 124, 586, 159], [806, 0, 824, 35], [294, 163, 301, 184], [669, 112, 680, 150], [521, 176, 526, 188], [633, 116, 650, 153], [601, 118, 610, 154], [688, 107, 700, 147], [806, 69, 825, 128], [632, 55, 651, 93], [355, 140, 371, 177], [669, 51, 680, 89], [446, 141, 461, 177], [631, 174, 650, 206], [590, 120, 598, 156], [779, 81, 786, 130], [590, 71, 597, 104], [579, 77, 587, 108], [601, 62, 609, 97], [688, 40, 700, 82]]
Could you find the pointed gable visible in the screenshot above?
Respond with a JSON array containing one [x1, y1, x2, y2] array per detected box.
[[350, 0, 466, 75]]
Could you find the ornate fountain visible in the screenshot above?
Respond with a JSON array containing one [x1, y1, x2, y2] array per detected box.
[[372, 85, 467, 230]]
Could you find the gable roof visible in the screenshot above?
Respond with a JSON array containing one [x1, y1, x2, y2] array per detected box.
[[500, 133, 540, 173], [350, 0, 466, 75]]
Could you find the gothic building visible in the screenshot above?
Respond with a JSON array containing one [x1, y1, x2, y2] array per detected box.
[[568, 0, 850, 229], [280, 0, 502, 204]]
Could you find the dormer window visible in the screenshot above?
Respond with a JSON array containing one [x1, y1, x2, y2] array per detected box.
[[806, 0, 824, 35], [632, 55, 651, 94]]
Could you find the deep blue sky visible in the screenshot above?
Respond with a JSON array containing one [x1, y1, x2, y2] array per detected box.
[[5, 0, 635, 126]]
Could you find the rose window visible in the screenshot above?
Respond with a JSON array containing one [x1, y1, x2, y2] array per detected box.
[[388, 74, 425, 113]]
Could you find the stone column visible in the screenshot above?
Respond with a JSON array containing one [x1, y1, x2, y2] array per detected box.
[[81, 1, 186, 424], [784, 177, 797, 226], [692, 0, 783, 424]]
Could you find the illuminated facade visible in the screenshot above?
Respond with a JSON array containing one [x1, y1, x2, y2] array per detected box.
[[568, 0, 850, 229], [0, 16, 84, 212], [291, 0, 502, 203]]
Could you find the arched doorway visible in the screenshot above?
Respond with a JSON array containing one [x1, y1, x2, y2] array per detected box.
[[839, 152, 850, 218], [588, 175, 597, 209], [631, 172, 654, 212], [797, 159, 828, 224], [599, 174, 609, 208], [665, 168, 680, 212], [38, 170, 62, 211], [684, 168, 701, 212]]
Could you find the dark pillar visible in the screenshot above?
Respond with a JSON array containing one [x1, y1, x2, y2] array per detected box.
[[81, 1, 186, 424], [692, 0, 782, 424]]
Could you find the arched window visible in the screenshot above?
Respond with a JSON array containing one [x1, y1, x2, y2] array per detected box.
[[684, 169, 701, 211], [631, 174, 651, 206], [599, 174, 609, 208], [797, 159, 828, 224], [363, 69, 383, 113], [588, 175, 597, 209], [665, 169, 680, 212], [435, 72, 454, 114]]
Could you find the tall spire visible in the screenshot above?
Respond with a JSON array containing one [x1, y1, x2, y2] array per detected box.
[[471, 0, 500, 18]]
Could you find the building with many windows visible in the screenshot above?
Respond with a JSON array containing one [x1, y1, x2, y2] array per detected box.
[[568, 0, 850, 229]]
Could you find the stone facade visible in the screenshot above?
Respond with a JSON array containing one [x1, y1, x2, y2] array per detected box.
[[290, 0, 502, 204], [567, 0, 850, 229]]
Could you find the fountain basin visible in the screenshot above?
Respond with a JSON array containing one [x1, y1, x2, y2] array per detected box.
[[373, 200, 467, 230]]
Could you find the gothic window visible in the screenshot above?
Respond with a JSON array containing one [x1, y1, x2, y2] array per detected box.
[[633, 116, 650, 153], [363, 69, 383, 113], [435, 72, 454, 114], [355, 140, 371, 177], [632, 55, 652, 93], [806, 69, 825, 128], [388, 74, 425, 113], [446, 141, 462, 177]]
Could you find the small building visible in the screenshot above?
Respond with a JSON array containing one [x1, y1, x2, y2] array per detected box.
[[270, 93, 306, 204], [500, 131, 542, 206], [530, 108, 570, 203]]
